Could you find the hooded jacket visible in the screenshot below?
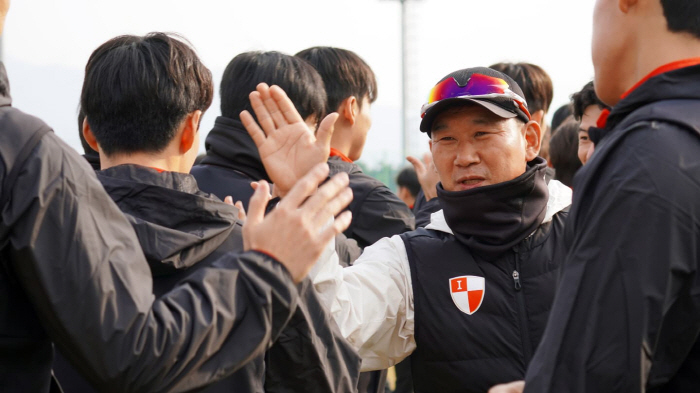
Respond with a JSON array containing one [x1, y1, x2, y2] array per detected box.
[[524, 63, 700, 393], [310, 161, 572, 390], [191, 116, 267, 209], [66, 165, 359, 393], [191, 116, 363, 266], [54, 164, 360, 393], [0, 63, 300, 393]]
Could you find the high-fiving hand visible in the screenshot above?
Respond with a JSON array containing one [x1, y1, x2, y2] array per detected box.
[[241, 83, 339, 198], [242, 163, 353, 283]]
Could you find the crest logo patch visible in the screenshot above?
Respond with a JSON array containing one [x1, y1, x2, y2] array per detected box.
[[449, 276, 485, 315]]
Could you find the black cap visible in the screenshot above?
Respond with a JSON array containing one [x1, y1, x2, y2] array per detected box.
[[420, 67, 531, 134]]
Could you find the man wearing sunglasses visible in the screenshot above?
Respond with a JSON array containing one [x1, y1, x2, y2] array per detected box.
[[309, 67, 572, 393]]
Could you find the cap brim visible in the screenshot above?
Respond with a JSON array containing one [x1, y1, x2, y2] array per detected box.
[[420, 98, 518, 133]]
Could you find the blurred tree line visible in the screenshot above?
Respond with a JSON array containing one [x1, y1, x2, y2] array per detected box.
[[356, 160, 409, 193]]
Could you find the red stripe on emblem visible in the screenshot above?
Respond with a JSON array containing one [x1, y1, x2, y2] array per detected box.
[[468, 290, 483, 312]]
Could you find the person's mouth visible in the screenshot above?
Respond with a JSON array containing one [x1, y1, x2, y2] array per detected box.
[[455, 176, 486, 191]]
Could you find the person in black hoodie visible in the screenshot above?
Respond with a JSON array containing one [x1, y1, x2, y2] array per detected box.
[[191, 50, 363, 266], [490, 1, 700, 392], [296, 47, 415, 251], [54, 33, 359, 393], [296, 46, 416, 393], [307, 67, 573, 393], [192, 51, 326, 209]]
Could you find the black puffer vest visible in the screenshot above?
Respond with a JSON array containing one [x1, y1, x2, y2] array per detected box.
[[400, 160, 568, 393]]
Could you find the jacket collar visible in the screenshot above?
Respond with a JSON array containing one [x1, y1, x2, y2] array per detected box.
[[96, 164, 239, 274], [428, 179, 571, 232], [200, 116, 270, 182], [596, 60, 700, 132], [427, 158, 571, 259]]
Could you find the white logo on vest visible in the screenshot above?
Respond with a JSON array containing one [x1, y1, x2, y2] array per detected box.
[[449, 276, 485, 315]]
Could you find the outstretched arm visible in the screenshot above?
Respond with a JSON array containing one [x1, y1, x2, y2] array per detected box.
[[2, 132, 351, 392]]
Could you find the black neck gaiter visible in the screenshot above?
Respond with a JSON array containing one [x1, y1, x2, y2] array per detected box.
[[437, 157, 549, 260]]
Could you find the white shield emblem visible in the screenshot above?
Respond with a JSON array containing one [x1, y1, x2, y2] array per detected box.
[[449, 276, 485, 315]]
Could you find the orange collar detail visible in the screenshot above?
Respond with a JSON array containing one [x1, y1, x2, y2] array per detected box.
[[597, 58, 700, 128], [330, 148, 353, 163], [621, 57, 700, 100]]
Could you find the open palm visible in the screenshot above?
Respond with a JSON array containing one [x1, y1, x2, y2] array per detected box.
[[240, 83, 338, 197]]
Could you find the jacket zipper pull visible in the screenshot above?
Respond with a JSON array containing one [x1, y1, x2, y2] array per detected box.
[[512, 270, 522, 291]]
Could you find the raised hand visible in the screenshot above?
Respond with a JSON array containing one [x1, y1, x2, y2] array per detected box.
[[407, 152, 440, 201], [242, 163, 353, 283], [241, 83, 339, 198]]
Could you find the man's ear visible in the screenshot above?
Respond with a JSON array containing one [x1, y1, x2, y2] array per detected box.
[[524, 120, 542, 161], [82, 118, 100, 152], [339, 96, 358, 125], [530, 109, 545, 126], [179, 110, 202, 154]]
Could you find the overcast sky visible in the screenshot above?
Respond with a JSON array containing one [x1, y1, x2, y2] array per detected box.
[[3, 0, 595, 167]]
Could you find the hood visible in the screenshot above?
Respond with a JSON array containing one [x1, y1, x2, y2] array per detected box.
[[596, 63, 700, 138], [97, 164, 240, 275], [427, 158, 572, 259], [200, 116, 270, 182]]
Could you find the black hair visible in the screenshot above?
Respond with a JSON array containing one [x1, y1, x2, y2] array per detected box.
[[570, 81, 610, 121], [661, 0, 700, 39], [295, 46, 377, 114], [396, 167, 420, 197], [489, 62, 553, 114], [80, 32, 213, 156], [219, 51, 326, 126], [549, 120, 582, 187], [551, 104, 573, 133]]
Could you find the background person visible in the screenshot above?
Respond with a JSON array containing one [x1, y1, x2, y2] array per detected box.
[[548, 120, 582, 187], [570, 81, 611, 165]]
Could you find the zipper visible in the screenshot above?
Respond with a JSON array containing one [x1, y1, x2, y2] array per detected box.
[[512, 251, 533, 364]]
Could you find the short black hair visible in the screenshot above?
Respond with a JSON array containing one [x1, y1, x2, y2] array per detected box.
[[295, 47, 377, 114], [551, 104, 573, 133], [489, 62, 553, 114], [570, 81, 610, 121], [661, 0, 700, 39], [81, 32, 213, 156], [219, 51, 326, 126], [396, 167, 420, 197], [549, 120, 582, 187]]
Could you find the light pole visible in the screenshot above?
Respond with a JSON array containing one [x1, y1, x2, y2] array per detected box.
[[384, 0, 414, 161], [400, 0, 408, 161]]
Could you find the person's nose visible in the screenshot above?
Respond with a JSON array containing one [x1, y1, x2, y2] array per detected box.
[[454, 141, 480, 167]]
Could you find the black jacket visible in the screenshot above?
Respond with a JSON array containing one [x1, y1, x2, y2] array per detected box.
[[524, 63, 700, 392], [192, 116, 363, 266], [55, 165, 360, 393], [191, 116, 267, 210], [0, 63, 299, 393], [401, 159, 568, 393], [327, 157, 415, 249]]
